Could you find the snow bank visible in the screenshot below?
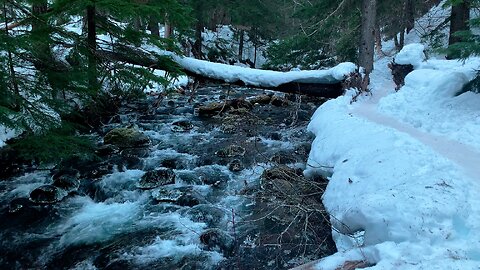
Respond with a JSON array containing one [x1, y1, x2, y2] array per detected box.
[[173, 55, 356, 87], [306, 53, 480, 268], [0, 126, 16, 147], [394, 43, 426, 67]]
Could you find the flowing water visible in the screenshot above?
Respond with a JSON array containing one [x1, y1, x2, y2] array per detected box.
[[0, 86, 334, 269]]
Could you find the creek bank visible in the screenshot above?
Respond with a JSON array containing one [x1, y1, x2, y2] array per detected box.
[[0, 85, 336, 269]]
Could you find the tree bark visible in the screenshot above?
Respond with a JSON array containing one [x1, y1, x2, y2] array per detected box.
[[148, 16, 160, 37], [238, 29, 244, 61], [374, 22, 382, 55], [399, 28, 405, 50], [405, 0, 415, 33], [193, 19, 203, 59], [359, 0, 376, 90], [447, 0, 470, 59]]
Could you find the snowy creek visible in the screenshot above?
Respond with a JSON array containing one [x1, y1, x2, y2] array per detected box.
[[0, 86, 334, 269]]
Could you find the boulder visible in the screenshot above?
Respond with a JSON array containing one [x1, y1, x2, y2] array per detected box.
[[138, 168, 175, 189], [29, 185, 66, 204], [176, 191, 207, 207], [186, 205, 226, 226], [52, 171, 80, 192], [215, 145, 246, 158], [200, 228, 236, 257], [103, 128, 150, 149], [228, 159, 243, 172], [171, 120, 194, 132]]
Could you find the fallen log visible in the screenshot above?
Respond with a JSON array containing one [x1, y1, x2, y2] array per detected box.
[[98, 48, 352, 98]]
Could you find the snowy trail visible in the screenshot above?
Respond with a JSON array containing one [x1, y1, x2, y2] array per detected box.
[[353, 94, 480, 181], [352, 56, 480, 181]]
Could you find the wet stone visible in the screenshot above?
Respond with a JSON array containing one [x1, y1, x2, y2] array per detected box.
[[152, 188, 183, 203], [268, 132, 282, 141], [29, 185, 66, 204], [270, 96, 289, 107], [110, 155, 144, 171], [138, 168, 176, 189], [200, 228, 236, 257], [215, 145, 246, 158], [103, 128, 150, 149], [247, 94, 272, 105], [8, 198, 35, 214], [171, 120, 194, 132], [176, 171, 202, 185], [96, 144, 120, 157], [197, 167, 230, 187], [52, 174, 80, 192], [228, 159, 243, 172], [176, 191, 207, 207], [270, 151, 297, 165], [186, 204, 226, 227]]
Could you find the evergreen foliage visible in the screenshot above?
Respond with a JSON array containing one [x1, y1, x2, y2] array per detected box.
[[0, 0, 189, 162], [265, 0, 442, 70], [11, 123, 96, 164]]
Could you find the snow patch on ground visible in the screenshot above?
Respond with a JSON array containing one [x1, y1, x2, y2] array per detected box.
[[306, 44, 480, 269]]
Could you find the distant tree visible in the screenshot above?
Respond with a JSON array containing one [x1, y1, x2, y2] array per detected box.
[[447, 0, 471, 58], [359, 0, 376, 90]]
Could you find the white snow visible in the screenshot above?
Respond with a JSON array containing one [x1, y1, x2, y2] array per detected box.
[[0, 126, 16, 147], [305, 44, 480, 269], [173, 56, 356, 87], [393, 43, 426, 67]]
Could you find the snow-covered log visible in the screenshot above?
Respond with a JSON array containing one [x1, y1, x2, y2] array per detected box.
[[98, 49, 356, 98]]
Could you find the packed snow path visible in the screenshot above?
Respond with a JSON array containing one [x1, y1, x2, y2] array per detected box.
[[304, 45, 480, 269]]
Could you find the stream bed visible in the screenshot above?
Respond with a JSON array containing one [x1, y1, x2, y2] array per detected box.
[[0, 86, 335, 269]]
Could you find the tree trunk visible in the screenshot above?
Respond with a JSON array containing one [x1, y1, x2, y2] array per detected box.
[[193, 22, 203, 59], [399, 28, 405, 50], [86, 4, 98, 91], [448, 0, 470, 58], [164, 21, 173, 38], [374, 22, 382, 55], [148, 16, 160, 37], [405, 0, 415, 33], [359, 0, 376, 90], [238, 29, 244, 61]]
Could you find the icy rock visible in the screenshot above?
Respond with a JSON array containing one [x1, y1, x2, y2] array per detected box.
[[29, 185, 66, 204], [228, 159, 243, 172], [246, 94, 272, 105], [270, 151, 297, 165], [171, 120, 194, 132], [186, 204, 226, 226], [215, 145, 246, 157], [138, 168, 175, 189], [152, 187, 183, 202], [52, 172, 80, 192], [176, 191, 207, 207], [103, 128, 150, 149], [270, 96, 289, 107], [95, 144, 120, 157], [200, 228, 236, 257]]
